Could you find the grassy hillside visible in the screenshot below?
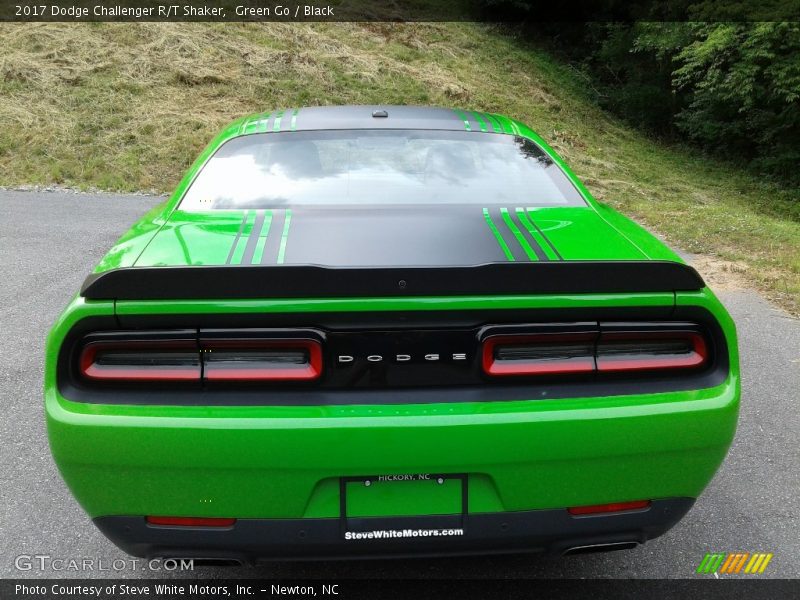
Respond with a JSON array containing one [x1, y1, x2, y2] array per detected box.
[[1, 22, 798, 313]]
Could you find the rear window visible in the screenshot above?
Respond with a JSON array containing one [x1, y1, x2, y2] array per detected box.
[[179, 129, 585, 210]]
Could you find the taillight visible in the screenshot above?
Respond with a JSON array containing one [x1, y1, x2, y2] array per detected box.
[[78, 332, 324, 383], [482, 333, 595, 376], [201, 339, 322, 381], [482, 324, 709, 377], [79, 341, 200, 381], [596, 331, 707, 372]]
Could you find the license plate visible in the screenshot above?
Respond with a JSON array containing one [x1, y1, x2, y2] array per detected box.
[[341, 473, 467, 518]]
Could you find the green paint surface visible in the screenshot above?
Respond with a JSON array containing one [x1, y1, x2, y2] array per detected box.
[[251, 211, 273, 264], [482, 207, 514, 261]]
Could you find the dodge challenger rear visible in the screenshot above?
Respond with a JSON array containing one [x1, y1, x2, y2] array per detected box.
[[45, 106, 739, 562]]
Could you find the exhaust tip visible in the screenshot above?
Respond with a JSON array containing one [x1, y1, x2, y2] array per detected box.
[[562, 541, 639, 556]]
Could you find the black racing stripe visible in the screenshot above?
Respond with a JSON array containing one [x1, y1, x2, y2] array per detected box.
[[241, 210, 265, 265], [509, 210, 549, 261], [290, 106, 471, 132], [489, 207, 528, 262], [270, 108, 292, 133], [282, 206, 510, 266], [261, 210, 286, 264], [225, 212, 248, 265], [267, 109, 284, 133], [527, 212, 563, 260]]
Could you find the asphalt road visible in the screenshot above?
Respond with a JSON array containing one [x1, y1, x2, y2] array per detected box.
[[1, 190, 798, 580]]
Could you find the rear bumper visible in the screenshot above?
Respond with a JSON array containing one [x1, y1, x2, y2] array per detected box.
[[48, 384, 738, 513], [94, 498, 694, 561]]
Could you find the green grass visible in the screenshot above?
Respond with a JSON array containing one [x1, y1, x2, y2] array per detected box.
[[0, 22, 798, 313]]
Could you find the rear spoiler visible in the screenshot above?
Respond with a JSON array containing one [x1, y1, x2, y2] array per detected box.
[[80, 261, 705, 300]]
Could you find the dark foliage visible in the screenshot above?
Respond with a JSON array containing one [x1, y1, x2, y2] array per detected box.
[[478, 3, 800, 185]]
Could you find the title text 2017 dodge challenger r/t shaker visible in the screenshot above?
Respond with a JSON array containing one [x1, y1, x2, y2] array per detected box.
[[45, 106, 739, 562]]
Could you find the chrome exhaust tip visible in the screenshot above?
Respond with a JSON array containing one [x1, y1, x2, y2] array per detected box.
[[562, 541, 639, 555]]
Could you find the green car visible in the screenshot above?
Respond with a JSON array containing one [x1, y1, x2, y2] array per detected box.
[[45, 106, 739, 562]]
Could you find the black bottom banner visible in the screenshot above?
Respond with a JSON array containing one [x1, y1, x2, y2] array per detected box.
[[2, 579, 799, 600]]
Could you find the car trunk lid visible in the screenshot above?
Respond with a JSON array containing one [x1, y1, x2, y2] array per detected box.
[[132, 205, 649, 268]]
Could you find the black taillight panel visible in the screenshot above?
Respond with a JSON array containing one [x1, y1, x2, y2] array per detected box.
[[58, 310, 728, 405]]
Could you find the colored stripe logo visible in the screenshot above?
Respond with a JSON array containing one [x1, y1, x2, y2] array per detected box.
[[482, 207, 560, 262], [696, 552, 773, 575]]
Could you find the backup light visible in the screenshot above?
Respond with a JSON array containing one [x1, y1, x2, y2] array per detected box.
[[595, 331, 707, 372], [482, 333, 596, 376], [79, 341, 201, 381], [201, 339, 323, 381]]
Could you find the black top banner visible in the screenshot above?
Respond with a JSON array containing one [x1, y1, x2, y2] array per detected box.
[[2, 0, 799, 22]]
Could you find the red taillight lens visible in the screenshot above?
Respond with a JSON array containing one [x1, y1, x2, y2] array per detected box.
[[482, 326, 709, 377], [79, 334, 324, 383], [201, 339, 322, 381], [568, 500, 651, 516], [482, 333, 596, 377], [146, 516, 236, 528], [596, 331, 708, 372], [79, 341, 201, 381]]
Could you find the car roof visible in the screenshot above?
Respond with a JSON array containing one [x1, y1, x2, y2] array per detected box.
[[228, 105, 519, 137]]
